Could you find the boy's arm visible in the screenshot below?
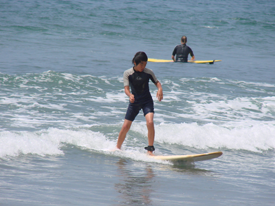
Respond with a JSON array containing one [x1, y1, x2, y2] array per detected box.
[[124, 86, 135, 103], [155, 81, 163, 101]]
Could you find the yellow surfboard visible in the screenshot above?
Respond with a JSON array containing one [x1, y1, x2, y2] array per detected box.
[[148, 58, 173, 63], [148, 58, 221, 64], [150, 151, 223, 162]]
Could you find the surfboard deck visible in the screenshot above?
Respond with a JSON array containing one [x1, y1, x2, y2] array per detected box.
[[148, 58, 221, 64], [150, 151, 223, 162]]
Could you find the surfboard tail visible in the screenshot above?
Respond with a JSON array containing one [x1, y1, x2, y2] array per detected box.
[[150, 151, 223, 162]]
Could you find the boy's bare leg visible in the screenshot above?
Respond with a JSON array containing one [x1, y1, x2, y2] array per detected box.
[[116, 119, 132, 149], [145, 112, 155, 155]]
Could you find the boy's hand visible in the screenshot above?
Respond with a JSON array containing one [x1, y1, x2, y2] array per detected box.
[[129, 94, 135, 103], [156, 89, 163, 101]]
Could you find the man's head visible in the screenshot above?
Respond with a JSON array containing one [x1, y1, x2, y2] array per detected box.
[[181, 36, 187, 44]]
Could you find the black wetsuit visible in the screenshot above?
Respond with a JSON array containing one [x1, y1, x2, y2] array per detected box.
[[123, 67, 158, 121], [172, 44, 194, 62]]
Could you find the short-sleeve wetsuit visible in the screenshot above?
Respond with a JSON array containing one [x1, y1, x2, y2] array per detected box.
[[123, 67, 159, 121], [172, 44, 194, 62]]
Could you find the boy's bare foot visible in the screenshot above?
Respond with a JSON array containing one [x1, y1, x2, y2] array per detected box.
[[147, 151, 155, 156]]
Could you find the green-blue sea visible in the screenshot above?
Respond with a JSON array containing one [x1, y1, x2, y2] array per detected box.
[[1, 0, 275, 205]]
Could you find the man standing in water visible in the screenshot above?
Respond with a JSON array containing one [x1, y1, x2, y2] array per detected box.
[[172, 36, 195, 62], [116, 51, 163, 155]]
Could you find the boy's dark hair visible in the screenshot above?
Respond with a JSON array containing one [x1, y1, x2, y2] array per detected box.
[[132, 51, 148, 65]]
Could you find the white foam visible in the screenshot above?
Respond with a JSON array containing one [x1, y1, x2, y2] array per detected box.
[[0, 131, 63, 157], [1, 73, 275, 157], [190, 96, 275, 122], [228, 79, 275, 88], [87, 92, 127, 103], [104, 148, 168, 164], [131, 122, 275, 153], [203, 25, 218, 29], [1, 120, 274, 161], [0, 128, 169, 164], [0, 128, 116, 158]]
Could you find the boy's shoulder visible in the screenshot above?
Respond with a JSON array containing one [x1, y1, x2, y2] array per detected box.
[[124, 67, 134, 75], [143, 68, 154, 75]]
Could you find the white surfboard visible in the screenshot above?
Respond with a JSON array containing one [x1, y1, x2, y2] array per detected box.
[[148, 58, 221, 64], [150, 151, 223, 162]]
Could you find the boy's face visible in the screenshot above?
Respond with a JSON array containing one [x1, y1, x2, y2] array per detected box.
[[134, 61, 147, 72]]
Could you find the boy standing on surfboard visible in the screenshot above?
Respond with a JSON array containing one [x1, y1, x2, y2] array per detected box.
[[116, 51, 163, 155], [172, 36, 195, 62]]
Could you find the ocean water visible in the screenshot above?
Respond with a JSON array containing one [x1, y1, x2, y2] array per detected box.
[[1, 0, 275, 205]]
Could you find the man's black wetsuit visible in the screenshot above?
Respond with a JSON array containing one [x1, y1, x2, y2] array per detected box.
[[172, 44, 194, 62], [123, 67, 158, 121]]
